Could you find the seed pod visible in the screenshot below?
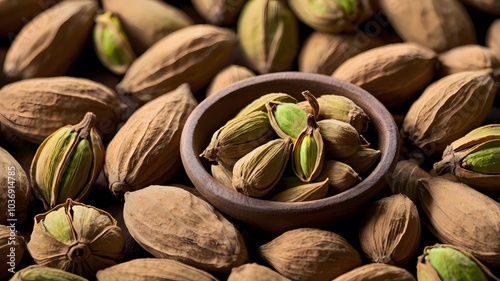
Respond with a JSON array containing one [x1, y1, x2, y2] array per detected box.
[[236, 92, 297, 118], [270, 177, 329, 202], [228, 263, 290, 281], [93, 11, 137, 75], [117, 24, 237, 102], [0, 0, 62, 36], [459, 0, 500, 15], [237, 0, 299, 73], [0, 76, 128, 144], [292, 114, 325, 182], [401, 70, 496, 155], [359, 194, 421, 266], [438, 45, 500, 78], [318, 119, 363, 159], [336, 147, 381, 175], [267, 102, 308, 139], [3, 0, 97, 79], [101, 0, 193, 54], [316, 94, 370, 134], [417, 177, 500, 267], [211, 164, 234, 190], [389, 159, 430, 202], [0, 225, 25, 279], [95, 258, 219, 281], [417, 244, 499, 281], [27, 199, 125, 278], [104, 84, 197, 195], [232, 138, 293, 198], [288, 0, 372, 33], [206, 65, 255, 97], [380, 0, 476, 52], [332, 43, 438, 107], [333, 263, 416, 281], [192, 0, 247, 26], [299, 31, 385, 75], [30, 112, 104, 210], [486, 19, 500, 60], [317, 160, 361, 194], [123, 185, 247, 272], [0, 146, 30, 224], [200, 111, 273, 167], [11, 265, 89, 281], [259, 228, 362, 281]]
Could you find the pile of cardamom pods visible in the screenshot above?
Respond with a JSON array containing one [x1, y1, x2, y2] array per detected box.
[[0, 0, 500, 280]]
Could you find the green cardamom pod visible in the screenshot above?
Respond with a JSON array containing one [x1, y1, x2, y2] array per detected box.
[[317, 160, 361, 194], [30, 112, 104, 210], [336, 147, 380, 175], [211, 163, 234, 191], [93, 11, 137, 75], [270, 177, 329, 202], [318, 118, 364, 159], [292, 114, 325, 182], [316, 94, 370, 134], [236, 92, 297, 118], [461, 140, 500, 174], [267, 101, 308, 139]]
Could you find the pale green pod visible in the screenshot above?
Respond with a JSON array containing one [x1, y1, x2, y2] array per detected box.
[[267, 102, 308, 139], [316, 94, 370, 134], [236, 92, 297, 118], [10, 265, 89, 281], [318, 118, 363, 159], [461, 140, 500, 174], [292, 114, 324, 182], [336, 147, 380, 175]]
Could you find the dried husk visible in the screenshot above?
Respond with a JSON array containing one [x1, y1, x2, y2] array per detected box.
[[336, 147, 381, 175], [232, 138, 293, 198], [236, 92, 297, 118], [299, 31, 385, 75], [192, 0, 247, 26], [314, 94, 370, 134], [380, 0, 476, 52], [123, 185, 248, 272], [416, 244, 499, 281], [333, 263, 416, 281], [3, 0, 97, 79], [438, 45, 500, 77], [211, 164, 234, 190], [459, 0, 500, 15], [417, 177, 500, 267], [0, 0, 61, 36], [288, 0, 372, 33], [270, 177, 329, 202], [0, 146, 30, 224], [104, 84, 198, 195], [401, 70, 496, 155], [318, 118, 363, 159], [487, 20, 500, 60], [11, 265, 89, 281], [200, 111, 273, 167], [359, 194, 421, 266], [101, 0, 193, 54], [95, 258, 219, 281], [0, 224, 25, 279], [237, 0, 299, 73], [317, 160, 361, 194], [0, 76, 128, 144], [206, 64, 255, 97], [291, 114, 324, 182], [27, 199, 125, 278], [228, 263, 290, 281], [332, 43, 438, 107], [259, 228, 362, 281], [389, 159, 431, 202], [117, 24, 237, 102]]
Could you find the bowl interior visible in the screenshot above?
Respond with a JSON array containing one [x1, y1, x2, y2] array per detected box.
[[181, 72, 399, 233]]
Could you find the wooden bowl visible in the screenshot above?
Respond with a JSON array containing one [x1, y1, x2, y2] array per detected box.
[[180, 72, 399, 233]]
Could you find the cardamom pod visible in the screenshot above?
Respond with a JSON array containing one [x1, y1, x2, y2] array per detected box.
[[333, 263, 416, 281], [104, 84, 197, 195], [461, 140, 500, 174], [292, 114, 324, 182], [11, 265, 89, 281], [192, 0, 247, 26], [206, 65, 255, 97], [438, 45, 500, 78], [270, 177, 329, 202], [200, 111, 273, 167], [211, 164, 234, 191], [389, 159, 430, 203], [232, 138, 293, 198], [0, 224, 25, 279], [236, 92, 296, 118], [27, 199, 125, 278], [228, 263, 290, 281], [93, 11, 137, 75], [317, 160, 361, 194], [316, 94, 370, 134], [30, 112, 104, 210], [318, 118, 363, 159], [0, 0, 60, 36], [237, 0, 299, 73], [267, 102, 308, 139], [336, 147, 381, 175]]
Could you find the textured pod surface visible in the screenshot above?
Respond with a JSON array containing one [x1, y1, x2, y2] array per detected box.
[[299, 31, 384, 75], [104, 84, 197, 195], [317, 160, 361, 194], [3, 0, 97, 79], [27, 199, 125, 278], [0, 0, 60, 36], [206, 65, 255, 97], [389, 159, 430, 202], [336, 147, 381, 175], [117, 24, 236, 102], [259, 228, 362, 281], [0, 146, 30, 224], [315, 94, 370, 134], [380, 0, 476, 52], [96, 258, 219, 281], [237, 0, 299, 73], [0, 76, 128, 144], [401, 70, 496, 154], [318, 118, 362, 159], [236, 92, 297, 118], [123, 185, 247, 272], [438, 44, 500, 77], [192, 0, 247, 25], [417, 177, 500, 267], [228, 263, 290, 281], [270, 177, 329, 202], [333, 263, 416, 281], [332, 43, 438, 107], [0, 224, 25, 279], [11, 265, 89, 281], [359, 194, 421, 266], [102, 0, 193, 54]]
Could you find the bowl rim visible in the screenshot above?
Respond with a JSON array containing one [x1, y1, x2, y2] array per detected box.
[[180, 71, 399, 215]]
